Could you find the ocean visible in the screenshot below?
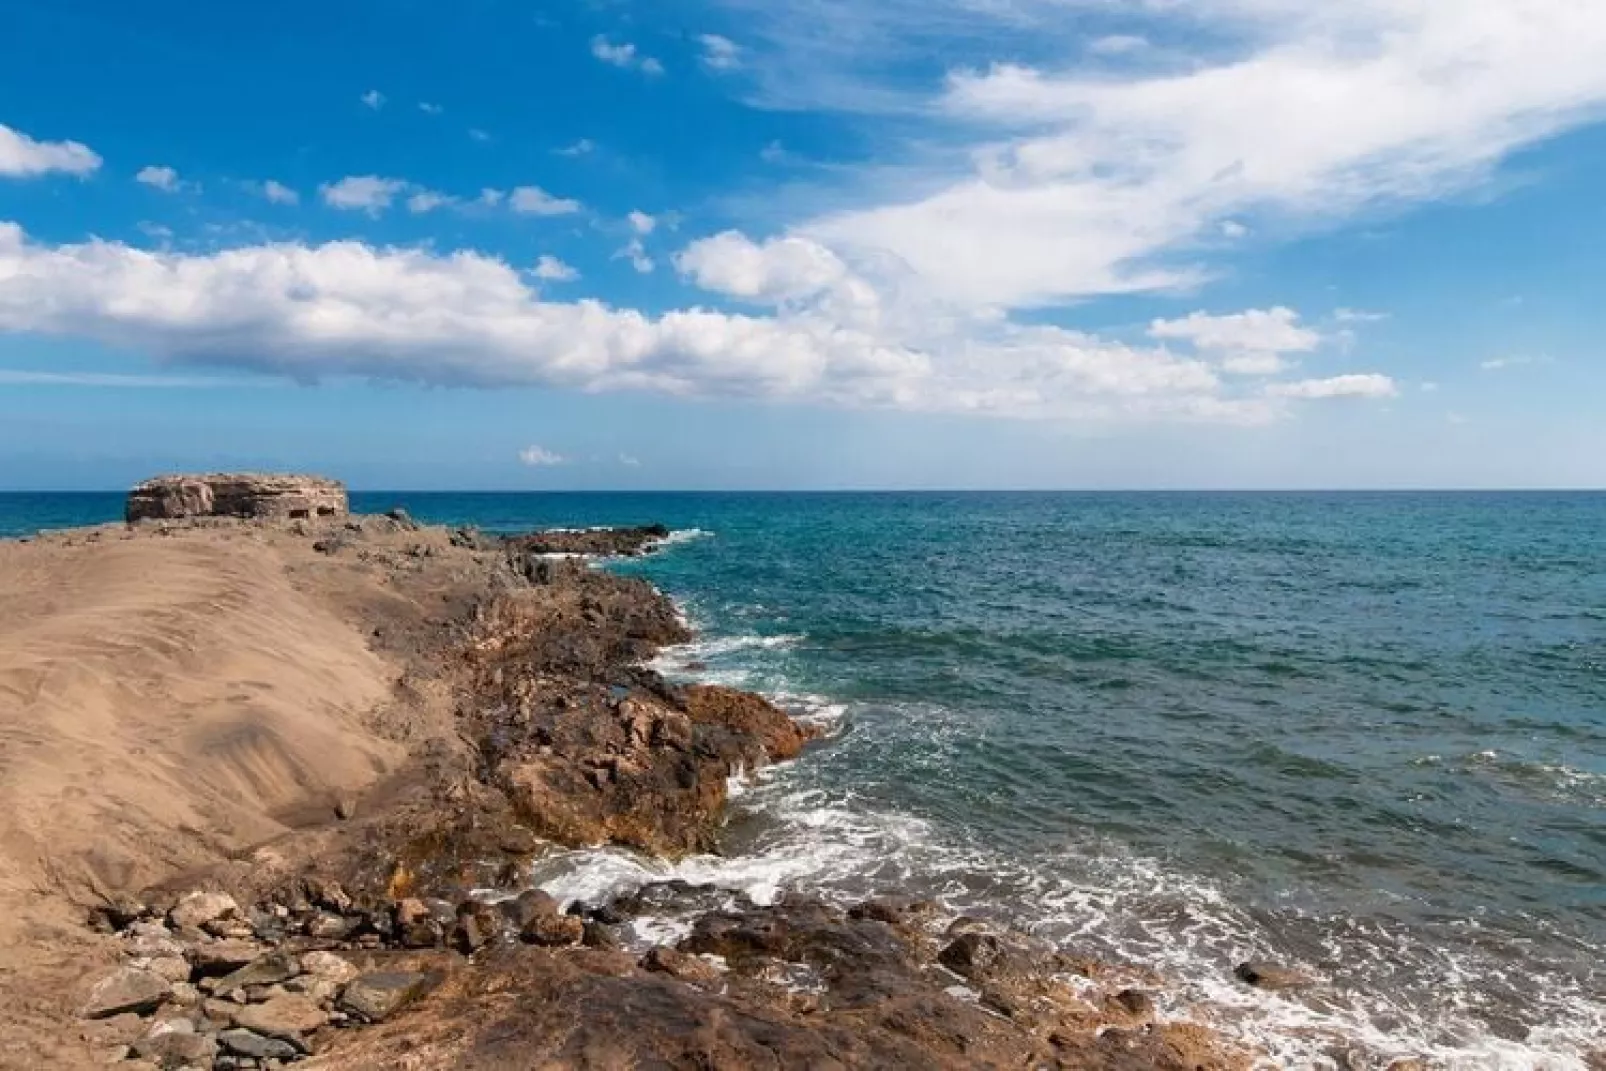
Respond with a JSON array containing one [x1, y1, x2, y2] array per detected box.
[[4, 491, 1603, 1067]]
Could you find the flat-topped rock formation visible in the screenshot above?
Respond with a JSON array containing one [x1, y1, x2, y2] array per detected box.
[[126, 473, 348, 523]]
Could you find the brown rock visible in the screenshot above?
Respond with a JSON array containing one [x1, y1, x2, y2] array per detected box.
[[127, 472, 348, 523], [81, 968, 173, 1019], [640, 947, 722, 990], [215, 950, 300, 991], [130, 1029, 217, 1069], [232, 993, 329, 1050], [339, 971, 431, 1023], [521, 912, 585, 947], [299, 951, 359, 985], [190, 938, 262, 975], [168, 891, 239, 931], [499, 889, 559, 930]]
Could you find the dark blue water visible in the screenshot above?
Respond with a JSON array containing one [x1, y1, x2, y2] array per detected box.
[[5, 492, 1603, 1066]]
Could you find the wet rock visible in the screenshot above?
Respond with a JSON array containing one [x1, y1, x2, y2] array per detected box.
[[218, 1027, 299, 1062], [82, 968, 173, 1019], [1385, 1061, 1430, 1071], [582, 922, 621, 950], [339, 971, 431, 1023], [215, 950, 300, 991], [168, 891, 240, 931], [640, 947, 722, 990], [848, 896, 937, 926], [520, 912, 584, 947], [498, 889, 559, 930], [1234, 961, 1316, 991], [938, 933, 1009, 980], [231, 994, 328, 1050], [453, 900, 505, 954], [1112, 988, 1156, 1018]]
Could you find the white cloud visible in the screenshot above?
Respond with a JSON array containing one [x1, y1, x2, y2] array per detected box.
[[591, 36, 664, 75], [616, 239, 655, 274], [407, 190, 455, 214], [360, 89, 386, 110], [769, 2, 1606, 310], [320, 175, 409, 215], [0, 123, 101, 178], [618, 453, 642, 467], [533, 255, 579, 282], [419, 102, 444, 115], [555, 139, 595, 157], [1150, 308, 1320, 358], [698, 34, 743, 71], [0, 222, 1393, 423], [1266, 374, 1397, 400], [510, 185, 582, 216], [518, 445, 567, 467], [1219, 220, 1249, 239], [469, 128, 492, 143], [258, 180, 300, 206], [136, 165, 188, 193], [478, 188, 505, 208], [0, 369, 264, 389], [627, 211, 657, 236], [1087, 35, 1147, 56]]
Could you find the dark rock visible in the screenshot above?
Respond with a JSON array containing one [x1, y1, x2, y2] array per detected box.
[[1234, 960, 1316, 991], [386, 507, 419, 531], [339, 971, 431, 1023], [1112, 988, 1156, 1017], [303, 876, 354, 914], [304, 911, 360, 939], [218, 1027, 300, 1061], [847, 897, 937, 926], [335, 795, 358, 820], [89, 894, 148, 932], [582, 922, 621, 950], [938, 933, 1008, 980], [453, 900, 505, 954], [81, 968, 172, 1019]]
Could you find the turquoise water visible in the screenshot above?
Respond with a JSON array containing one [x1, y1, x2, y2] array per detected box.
[[5, 492, 1603, 1066]]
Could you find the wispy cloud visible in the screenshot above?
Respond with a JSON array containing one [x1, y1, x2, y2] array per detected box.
[[135, 165, 193, 194], [698, 33, 742, 71], [509, 186, 582, 216], [518, 445, 567, 467], [0, 369, 270, 389], [1480, 354, 1552, 371], [591, 36, 664, 76], [360, 89, 386, 110], [555, 139, 595, 157]]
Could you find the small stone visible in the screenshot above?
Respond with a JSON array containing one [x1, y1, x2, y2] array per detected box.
[[339, 972, 430, 1023], [81, 968, 173, 1019], [298, 952, 359, 985], [582, 922, 621, 951], [169, 891, 240, 931], [640, 947, 721, 990], [1385, 1061, 1430, 1071], [1234, 961, 1316, 991], [168, 982, 201, 1008], [90, 894, 148, 932], [303, 877, 354, 914], [520, 912, 584, 947], [284, 976, 341, 1005], [1111, 988, 1155, 1017], [203, 917, 257, 940], [218, 1028, 299, 1062], [303, 912, 359, 940], [452, 900, 505, 954], [334, 796, 357, 821], [937, 933, 1006, 980]]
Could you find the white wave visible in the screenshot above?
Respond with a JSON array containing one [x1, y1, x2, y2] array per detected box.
[[653, 527, 713, 547]]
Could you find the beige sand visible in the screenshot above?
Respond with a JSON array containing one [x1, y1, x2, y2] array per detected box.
[[0, 521, 442, 1066]]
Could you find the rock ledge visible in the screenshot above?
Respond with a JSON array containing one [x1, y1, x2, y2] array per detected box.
[[127, 473, 348, 523]]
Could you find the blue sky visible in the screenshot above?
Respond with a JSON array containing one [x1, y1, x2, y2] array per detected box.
[[1, 0, 1603, 489]]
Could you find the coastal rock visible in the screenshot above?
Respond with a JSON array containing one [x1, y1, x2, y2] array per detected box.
[[504, 525, 670, 559], [640, 947, 722, 990], [215, 950, 300, 991], [520, 912, 584, 947], [81, 968, 173, 1019], [498, 890, 559, 930], [126, 473, 348, 523], [339, 972, 431, 1023], [1234, 961, 1316, 991]]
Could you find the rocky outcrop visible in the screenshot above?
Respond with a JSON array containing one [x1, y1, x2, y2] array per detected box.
[[126, 473, 348, 523], [505, 525, 670, 559]]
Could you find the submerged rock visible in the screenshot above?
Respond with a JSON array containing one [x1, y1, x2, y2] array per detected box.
[[1234, 960, 1316, 991]]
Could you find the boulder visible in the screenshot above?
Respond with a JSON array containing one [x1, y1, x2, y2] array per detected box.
[[299, 951, 359, 985], [215, 950, 300, 991], [231, 994, 329, 1050], [498, 889, 559, 930], [641, 947, 722, 990], [127, 473, 348, 523], [145, 957, 192, 984], [339, 972, 431, 1023], [130, 1029, 216, 1069], [218, 1027, 300, 1061], [82, 968, 173, 1019], [190, 939, 262, 975], [168, 891, 240, 931], [520, 912, 584, 947]]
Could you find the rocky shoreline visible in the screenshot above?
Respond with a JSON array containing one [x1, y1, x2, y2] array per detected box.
[[4, 509, 1418, 1069]]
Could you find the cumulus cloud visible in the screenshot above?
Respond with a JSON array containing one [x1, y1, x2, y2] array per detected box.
[[510, 186, 582, 216], [1149, 307, 1322, 375], [360, 89, 386, 110], [615, 239, 655, 274], [0, 223, 1396, 423], [533, 255, 579, 282], [135, 165, 187, 193], [320, 175, 408, 215], [591, 36, 664, 75], [698, 34, 742, 71], [1265, 374, 1397, 400], [518, 445, 567, 467], [0, 123, 101, 178], [627, 210, 657, 235], [406, 190, 455, 214]]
